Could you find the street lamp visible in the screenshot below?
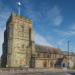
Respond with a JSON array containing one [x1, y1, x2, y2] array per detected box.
[[67, 40, 70, 68]]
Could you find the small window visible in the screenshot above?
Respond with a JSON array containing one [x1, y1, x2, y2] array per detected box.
[[22, 44, 24, 48], [47, 54, 49, 58], [37, 53, 40, 57], [49, 54, 51, 58], [21, 25, 24, 32], [43, 61, 47, 68], [50, 62, 53, 67]]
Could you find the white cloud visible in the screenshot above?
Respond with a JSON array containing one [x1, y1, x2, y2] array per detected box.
[[26, 5, 63, 27], [58, 39, 65, 46], [57, 38, 68, 47], [55, 29, 75, 38], [0, 11, 10, 31], [48, 6, 63, 26], [70, 24, 75, 30], [0, 9, 11, 57], [61, 23, 75, 37], [62, 31, 75, 36], [34, 32, 53, 47], [53, 15, 63, 26]]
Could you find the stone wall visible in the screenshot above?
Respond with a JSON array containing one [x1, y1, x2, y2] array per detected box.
[[2, 13, 32, 68]]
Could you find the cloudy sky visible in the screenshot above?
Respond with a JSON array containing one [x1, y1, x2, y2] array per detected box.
[[0, 0, 75, 56]]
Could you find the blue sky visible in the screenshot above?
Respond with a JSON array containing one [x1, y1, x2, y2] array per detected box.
[[0, 0, 75, 56]]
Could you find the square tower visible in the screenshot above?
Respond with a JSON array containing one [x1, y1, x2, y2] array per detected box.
[[1, 13, 32, 67]]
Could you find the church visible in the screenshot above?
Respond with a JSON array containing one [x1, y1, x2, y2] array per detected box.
[[1, 13, 75, 69]]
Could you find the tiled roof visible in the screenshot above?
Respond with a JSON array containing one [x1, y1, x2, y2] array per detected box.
[[61, 51, 75, 56], [35, 44, 62, 54]]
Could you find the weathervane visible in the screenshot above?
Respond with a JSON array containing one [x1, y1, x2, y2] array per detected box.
[[17, 2, 21, 16]]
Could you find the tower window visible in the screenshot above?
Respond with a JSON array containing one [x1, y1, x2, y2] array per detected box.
[[43, 61, 47, 68], [22, 44, 24, 48], [21, 25, 24, 32]]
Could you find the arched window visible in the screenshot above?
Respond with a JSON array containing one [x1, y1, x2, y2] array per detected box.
[[43, 61, 47, 68], [37, 53, 40, 57], [21, 25, 24, 32], [50, 62, 53, 67], [22, 44, 24, 48]]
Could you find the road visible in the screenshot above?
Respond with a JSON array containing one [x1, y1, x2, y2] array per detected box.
[[0, 72, 75, 75]]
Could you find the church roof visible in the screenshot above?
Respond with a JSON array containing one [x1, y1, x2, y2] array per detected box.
[[35, 44, 62, 54], [61, 51, 75, 56]]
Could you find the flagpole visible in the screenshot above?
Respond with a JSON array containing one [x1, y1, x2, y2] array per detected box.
[[17, 2, 21, 16], [19, 5, 20, 16]]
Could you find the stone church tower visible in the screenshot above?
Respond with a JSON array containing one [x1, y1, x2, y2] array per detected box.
[[1, 13, 34, 67]]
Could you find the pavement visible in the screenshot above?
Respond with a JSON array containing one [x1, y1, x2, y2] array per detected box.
[[0, 68, 75, 75], [0, 71, 75, 75]]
